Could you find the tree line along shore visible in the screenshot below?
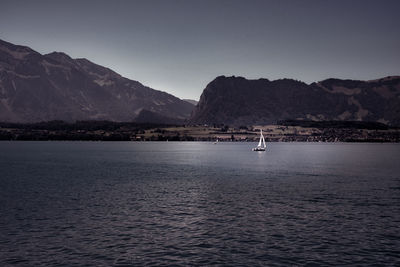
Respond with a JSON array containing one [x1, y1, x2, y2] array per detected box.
[[0, 120, 399, 142]]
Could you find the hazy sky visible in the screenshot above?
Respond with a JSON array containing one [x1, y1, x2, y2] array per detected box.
[[1, 0, 399, 100]]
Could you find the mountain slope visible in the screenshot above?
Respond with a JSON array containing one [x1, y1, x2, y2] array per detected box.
[[189, 75, 400, 126], [183, 99, 198, 106], [0, 39, 194, 123]]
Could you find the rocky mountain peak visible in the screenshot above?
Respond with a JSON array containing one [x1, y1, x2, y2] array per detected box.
[[190, 76, 400, 126], [0, 39, 194, 123]]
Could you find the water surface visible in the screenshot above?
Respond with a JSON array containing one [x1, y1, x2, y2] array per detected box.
[[0, 142, 399, 266]]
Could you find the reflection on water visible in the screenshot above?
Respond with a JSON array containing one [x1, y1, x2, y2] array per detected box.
[[0, 142, 399, 266]]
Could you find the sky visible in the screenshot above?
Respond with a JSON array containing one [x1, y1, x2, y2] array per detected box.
[[1, 0, 399, 100]]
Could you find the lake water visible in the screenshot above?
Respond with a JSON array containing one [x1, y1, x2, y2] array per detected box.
[[0, 142, 399, 266]]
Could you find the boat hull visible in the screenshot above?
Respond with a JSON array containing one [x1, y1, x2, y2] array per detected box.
[[252, 147, 266, 151]]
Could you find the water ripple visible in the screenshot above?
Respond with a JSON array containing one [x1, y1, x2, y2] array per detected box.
[[0, 142, 399, 266]]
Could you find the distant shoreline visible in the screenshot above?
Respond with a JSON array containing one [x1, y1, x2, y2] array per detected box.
[[1, 140, 400, 144], [1, 120, 399, 142]]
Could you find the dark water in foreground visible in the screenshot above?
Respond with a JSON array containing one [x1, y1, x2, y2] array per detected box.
[[0, 142, 399, 266]]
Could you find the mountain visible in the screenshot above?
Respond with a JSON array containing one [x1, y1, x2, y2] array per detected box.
[[189, 75, 400, 126], [183, 99, 198, 106], [0, 39, 194, 123]]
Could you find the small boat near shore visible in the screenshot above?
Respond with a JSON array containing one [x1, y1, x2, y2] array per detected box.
[[253, 129, 266, 151]]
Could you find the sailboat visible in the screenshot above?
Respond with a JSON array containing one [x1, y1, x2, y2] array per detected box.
[[253, 129, 266, 151]]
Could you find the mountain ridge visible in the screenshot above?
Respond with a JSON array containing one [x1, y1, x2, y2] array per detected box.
[[189, 75, 400, 126], [0, 39, 194, 123]]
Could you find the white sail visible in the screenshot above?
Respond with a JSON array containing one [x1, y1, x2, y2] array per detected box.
[[261, 134, 266, 148], [253, 129, 266, 151], [257, 129, 265, 147]]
